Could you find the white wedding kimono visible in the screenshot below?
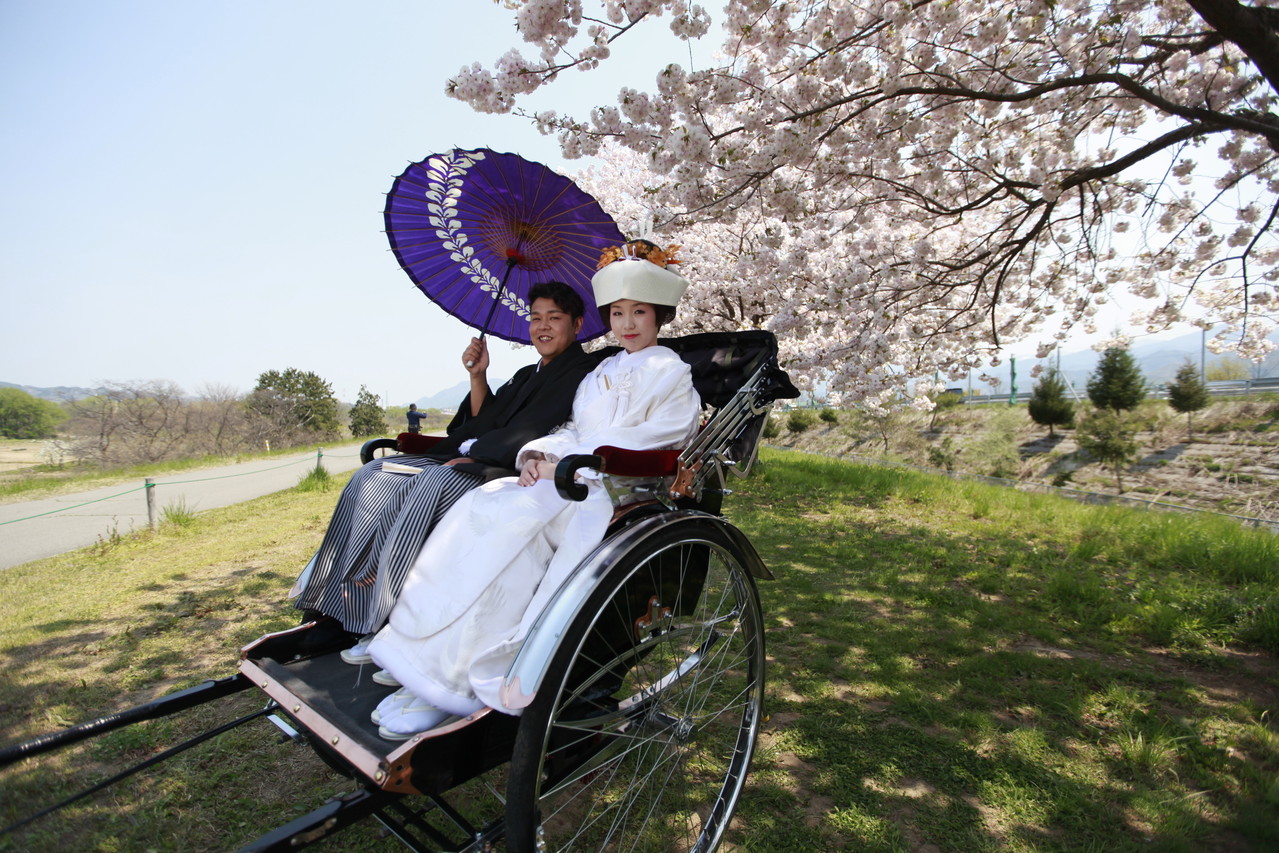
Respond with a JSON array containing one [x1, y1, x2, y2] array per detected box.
[[368, 345, 701, 716]]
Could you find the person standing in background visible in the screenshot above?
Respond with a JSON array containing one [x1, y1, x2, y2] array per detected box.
[[405, 403, 427, 434]]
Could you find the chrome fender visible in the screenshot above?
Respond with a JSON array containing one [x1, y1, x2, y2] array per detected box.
[[499, 509, 769, 711]]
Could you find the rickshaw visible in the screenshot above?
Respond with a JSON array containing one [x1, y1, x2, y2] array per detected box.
[[1, 330, 797, 852]]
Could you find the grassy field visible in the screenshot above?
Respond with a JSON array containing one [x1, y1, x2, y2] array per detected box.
[[1, 449, 1276, 851]]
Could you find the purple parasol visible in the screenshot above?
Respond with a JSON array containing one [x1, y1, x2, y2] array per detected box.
[[383, 148, 625, 344]]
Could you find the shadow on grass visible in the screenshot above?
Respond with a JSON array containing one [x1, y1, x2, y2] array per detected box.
[[1144, 442, 1192, 465], [0, 571, 372, 852], [1020, 433, 1066, 452], [730, 451, 1278, 852], [0, 564, 296, 743]]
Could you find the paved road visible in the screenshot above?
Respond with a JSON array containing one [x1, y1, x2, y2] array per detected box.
[[0, 443, 367, 570]]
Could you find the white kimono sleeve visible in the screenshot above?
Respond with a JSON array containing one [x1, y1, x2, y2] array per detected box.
[[517, 349, 701, 469]]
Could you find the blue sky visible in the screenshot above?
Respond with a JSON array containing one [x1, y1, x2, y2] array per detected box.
[[0, 0, 689, 404]]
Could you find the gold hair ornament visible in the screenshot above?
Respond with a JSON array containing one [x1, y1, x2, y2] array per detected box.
[[596, 241, 682, 270]]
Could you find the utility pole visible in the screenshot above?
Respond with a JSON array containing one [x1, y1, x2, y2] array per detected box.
[[1200, 328, 1206, 384]]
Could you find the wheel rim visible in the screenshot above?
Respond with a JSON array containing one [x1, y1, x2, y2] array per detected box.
[[523, 534, 764, 852]]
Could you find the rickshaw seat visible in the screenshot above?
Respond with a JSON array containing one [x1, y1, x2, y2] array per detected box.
[[556, 329, 798, 504], [592, 445, 681, 477]]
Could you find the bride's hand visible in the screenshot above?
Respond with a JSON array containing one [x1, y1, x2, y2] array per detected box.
[[518, 458, 553, 486]]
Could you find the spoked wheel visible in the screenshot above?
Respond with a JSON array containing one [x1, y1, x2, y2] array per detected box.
[[506, 518, 766, 852]]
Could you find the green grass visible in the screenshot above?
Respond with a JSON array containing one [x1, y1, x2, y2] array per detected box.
[[0, 471, 391, 852], [294, 463, 335, 492], [159, 496, 199, 528], [1, 450, 1277, 851], [727, 450, 1279, 852]]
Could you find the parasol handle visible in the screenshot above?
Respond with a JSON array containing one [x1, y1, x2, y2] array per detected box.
[[465, 337, 483, 370], [465, 257, 519, 368]]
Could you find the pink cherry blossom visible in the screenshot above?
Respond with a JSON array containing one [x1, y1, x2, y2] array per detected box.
[[450, 1, 1279, 400]]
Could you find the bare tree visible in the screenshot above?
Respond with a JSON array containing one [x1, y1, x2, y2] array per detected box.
[[64, 380, 269, 465], [194, 383, 253, 456]]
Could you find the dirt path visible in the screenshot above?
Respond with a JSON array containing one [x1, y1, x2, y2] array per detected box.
[[0, 440, 51, 473]]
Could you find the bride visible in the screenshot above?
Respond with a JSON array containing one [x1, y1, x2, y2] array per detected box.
[[367, 241, 702, 738]]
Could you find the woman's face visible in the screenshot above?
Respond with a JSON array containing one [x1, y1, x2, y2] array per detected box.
[[608, 299, 660, 353]]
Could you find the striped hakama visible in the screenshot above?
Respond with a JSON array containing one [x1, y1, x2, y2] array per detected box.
[[294, 456, 481, 634]]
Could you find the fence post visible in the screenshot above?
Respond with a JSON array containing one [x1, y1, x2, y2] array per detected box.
[[144, 478, 156, 530]]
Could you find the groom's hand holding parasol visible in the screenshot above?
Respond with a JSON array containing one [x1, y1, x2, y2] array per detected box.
[[459, 336, 493, 419], [462, 337, 490, 375]]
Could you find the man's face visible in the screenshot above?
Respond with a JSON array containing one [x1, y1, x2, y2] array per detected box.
[[528, 297, 583, 363]]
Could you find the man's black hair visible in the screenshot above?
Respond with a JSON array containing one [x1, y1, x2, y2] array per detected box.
[[528, 280, 586, 319]]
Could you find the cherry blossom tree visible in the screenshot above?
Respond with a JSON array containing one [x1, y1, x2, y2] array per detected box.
[[578, 140, 1029, 405], [451, 0, 1279, 399]]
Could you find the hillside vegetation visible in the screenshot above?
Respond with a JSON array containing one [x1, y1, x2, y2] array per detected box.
[[772, 395, 1279, 523]]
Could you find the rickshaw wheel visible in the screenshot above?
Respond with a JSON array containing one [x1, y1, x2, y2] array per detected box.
[[505, 518, 765, 852]]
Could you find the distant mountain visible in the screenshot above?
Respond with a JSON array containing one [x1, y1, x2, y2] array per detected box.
[[412, 377, 509, 412], [0, 381, 102, 402]]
